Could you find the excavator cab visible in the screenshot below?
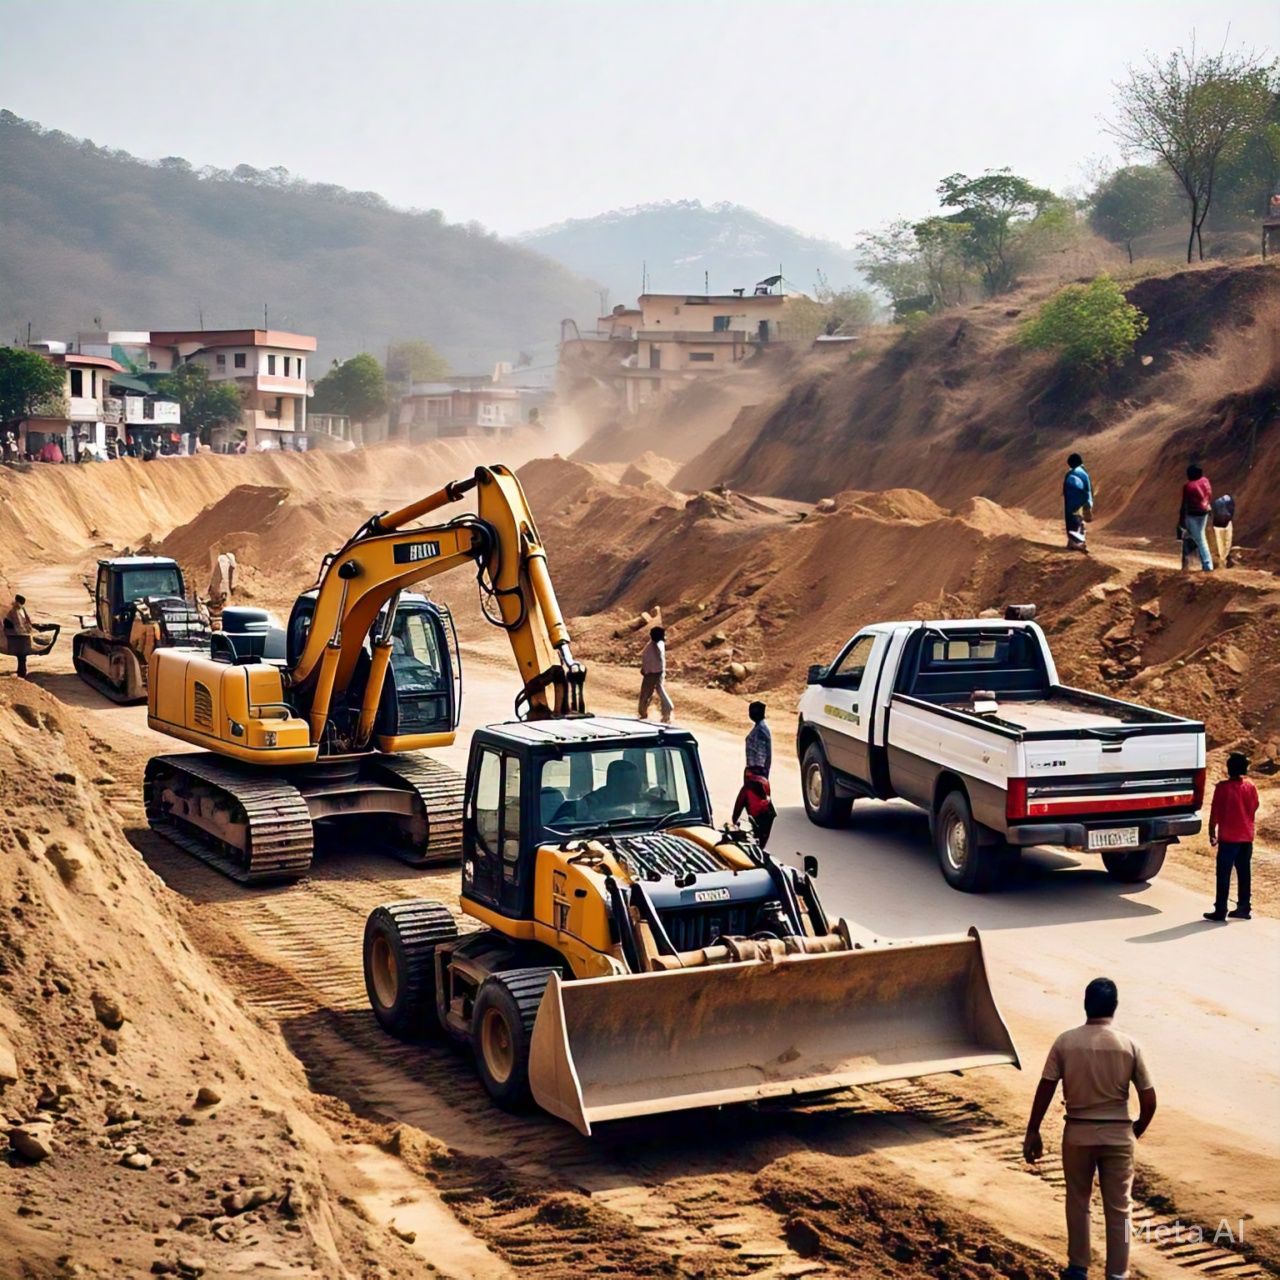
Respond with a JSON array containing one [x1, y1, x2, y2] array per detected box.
[[285, 589, 460, 742]]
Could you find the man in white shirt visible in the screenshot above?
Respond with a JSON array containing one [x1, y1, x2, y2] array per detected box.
[[638, 626, 674, 724]]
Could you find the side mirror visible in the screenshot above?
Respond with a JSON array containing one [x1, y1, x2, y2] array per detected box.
[[803, 854, 819, 879], [807, 664, 829, 685]]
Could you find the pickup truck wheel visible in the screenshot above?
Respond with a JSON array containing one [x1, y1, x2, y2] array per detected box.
[[801, 742, 852, 828], [1102, 843, 1167, 883], [935, 790, 997, 892]]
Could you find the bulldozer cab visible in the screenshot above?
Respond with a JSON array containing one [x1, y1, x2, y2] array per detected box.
[[96, 558, 186, 638], [461, 719, 711, 919]]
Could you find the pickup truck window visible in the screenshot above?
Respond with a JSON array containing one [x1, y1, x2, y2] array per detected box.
[[827, 634, 876, 690], [901, 627, 1048, 702]]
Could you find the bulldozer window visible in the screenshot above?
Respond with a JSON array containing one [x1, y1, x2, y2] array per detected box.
[[119, 568, 183, 605], [538, 745, 702, 833]]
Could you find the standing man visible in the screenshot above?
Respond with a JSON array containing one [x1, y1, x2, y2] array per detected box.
[[1210, 492, 1235, 569], [1204, 752, 1259, 922], [1063, 453, 1092, 553], [745, 700, 772, 778], [1178, 464, 1214, 571], [638, 625, 674, 724], [4, 595, 35, 678], [1024, 977, 1157, 1280]]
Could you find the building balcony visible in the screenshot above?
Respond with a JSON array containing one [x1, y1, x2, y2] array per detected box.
[[636, 329, 750, 343], [120, 396, 181, 425]]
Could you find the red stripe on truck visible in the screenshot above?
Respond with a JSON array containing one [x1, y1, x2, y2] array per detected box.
[[1027, 792, 1194, 817]]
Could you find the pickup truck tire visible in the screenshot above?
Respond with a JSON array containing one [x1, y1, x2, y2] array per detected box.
[[801, 742, 852, 828], [935, 790, 998, 893], [1102, 843, 1167, 883]]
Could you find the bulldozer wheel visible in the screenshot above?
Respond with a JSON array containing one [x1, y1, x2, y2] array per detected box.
[[801, 742, 852, 828], [1102, 843, 1167, 883], [471, 968, 555, 1110], [363, 900, 457, 1041]]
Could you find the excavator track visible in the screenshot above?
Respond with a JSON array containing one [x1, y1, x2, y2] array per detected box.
[[367, 755, 466, 866], [144, 754, 314, 885]]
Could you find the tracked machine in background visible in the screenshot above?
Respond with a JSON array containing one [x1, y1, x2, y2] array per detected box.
[[143, 465, 586, 883], [73, 557, 212, 702]]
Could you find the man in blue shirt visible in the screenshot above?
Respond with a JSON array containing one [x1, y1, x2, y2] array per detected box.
[[1063, 452, 1092, 553]]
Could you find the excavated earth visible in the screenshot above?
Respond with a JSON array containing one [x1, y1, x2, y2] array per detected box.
[[2, 281, 1278, 1279]]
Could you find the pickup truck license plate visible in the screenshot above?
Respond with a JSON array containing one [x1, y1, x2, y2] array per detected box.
[[1089, 827, 1139, 850]]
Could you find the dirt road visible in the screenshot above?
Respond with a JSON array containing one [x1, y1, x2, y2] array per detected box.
[[10, 554, 1276, 1278]]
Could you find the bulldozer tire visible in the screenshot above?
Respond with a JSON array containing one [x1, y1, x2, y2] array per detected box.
[[801, 742, 852, 828], [364, 900, 458, 1041], [1102, 843, 1167, 883], [471, 968, 555, 1110], [935, 789, 998, 893]]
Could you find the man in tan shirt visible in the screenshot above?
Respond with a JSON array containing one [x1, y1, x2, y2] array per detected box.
[[1024, 977, 1157, 1280]]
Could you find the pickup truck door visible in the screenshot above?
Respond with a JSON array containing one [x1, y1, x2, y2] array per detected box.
[[812, 632, 883, 781]]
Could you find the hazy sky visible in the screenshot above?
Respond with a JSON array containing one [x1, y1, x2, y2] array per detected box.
[[3, 1, 1275, 244]]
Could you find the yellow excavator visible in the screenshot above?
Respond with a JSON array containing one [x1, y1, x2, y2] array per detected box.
[[144, 465, 585, 882]]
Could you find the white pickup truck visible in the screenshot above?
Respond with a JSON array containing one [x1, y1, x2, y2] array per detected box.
[[796, 610, 1205, 891]]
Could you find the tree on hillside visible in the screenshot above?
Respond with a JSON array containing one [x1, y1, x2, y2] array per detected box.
[[782, 275, 878, 341], [1108, 42, 1278, 262], [312, 353, 387, 424], [936, 170, 1057, 295], [856, 218, 971, 317], [155, 363, 241, 442], [1088, 165, 1184, 261], [386, 339, 450, 385], [0, 347, 67, 425], [1211, 89, 1280, 224], [1019, 275, 1148, 372]]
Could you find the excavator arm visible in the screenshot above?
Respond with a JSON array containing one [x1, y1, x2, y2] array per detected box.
[[291, 465, 586, 748]]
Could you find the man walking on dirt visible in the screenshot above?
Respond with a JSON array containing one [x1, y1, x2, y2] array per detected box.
[[1204, 752, 1259, 922], [638, 625, 674, 724], [1024, 977, 1157, 1280], [1063, 453, 1092, 552], [1178, 464, 1214, 571]]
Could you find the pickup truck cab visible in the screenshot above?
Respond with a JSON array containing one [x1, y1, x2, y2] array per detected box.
[[796, 611, 1205, 891]]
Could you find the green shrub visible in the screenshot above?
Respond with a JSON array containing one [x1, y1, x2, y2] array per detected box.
[[1018, 275, 1148, 370]]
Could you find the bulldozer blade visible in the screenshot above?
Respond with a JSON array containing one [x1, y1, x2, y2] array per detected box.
[[528, 926, 1018, 1136]]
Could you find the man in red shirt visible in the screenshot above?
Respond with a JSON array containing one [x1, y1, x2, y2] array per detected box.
[[1178, 464, 1214, 571], [1204, 752, 1259, 921]]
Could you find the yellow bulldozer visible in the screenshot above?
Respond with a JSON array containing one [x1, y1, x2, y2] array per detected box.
[[364, 716, 1020, 1134]]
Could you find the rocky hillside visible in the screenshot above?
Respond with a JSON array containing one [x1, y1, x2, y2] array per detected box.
[[677, 263, 1280, 561]]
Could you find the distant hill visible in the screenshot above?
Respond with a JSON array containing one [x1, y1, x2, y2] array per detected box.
[[518, 200, 865, 305], [0, 111, 597, 368]]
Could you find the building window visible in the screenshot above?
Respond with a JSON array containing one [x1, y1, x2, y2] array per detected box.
[[713, 315, 732, 332], [267, 354, 277, 375], [649, 347, 661, 370], [69, 369, 84, 397], [688, 352, 715, 362], [283, 356, 291, 377], [234, 352, 246, 369], [216, 353, 227, 368], [297, 357, 304, 379], [90, 370, 97, 395]]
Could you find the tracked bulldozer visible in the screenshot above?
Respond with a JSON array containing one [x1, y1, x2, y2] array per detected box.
[[364, 717, 1020, 1135], [73, 557, 212, 702]]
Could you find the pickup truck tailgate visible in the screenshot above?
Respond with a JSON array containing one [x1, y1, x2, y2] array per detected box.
[[1021, 727, 1204, 817]]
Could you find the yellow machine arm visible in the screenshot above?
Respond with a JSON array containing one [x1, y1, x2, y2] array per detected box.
[[292, 465, 586, 747]]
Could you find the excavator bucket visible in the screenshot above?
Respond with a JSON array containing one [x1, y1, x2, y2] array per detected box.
[[528, 927, 1018, 1136]]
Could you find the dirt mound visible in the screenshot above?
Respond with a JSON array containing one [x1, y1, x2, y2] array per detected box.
[[618, 451, 680, 488], [674, 263, 1280, 557], [845, 488, 950, 522], [0, 681, 386, 1276], [0, 438, 532, 599]]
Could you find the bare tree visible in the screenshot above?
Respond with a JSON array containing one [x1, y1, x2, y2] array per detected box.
[[1108, 40, 1277, 262]]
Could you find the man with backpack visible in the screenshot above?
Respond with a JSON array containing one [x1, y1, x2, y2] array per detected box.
[[1063, 453, 1092, 552]]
